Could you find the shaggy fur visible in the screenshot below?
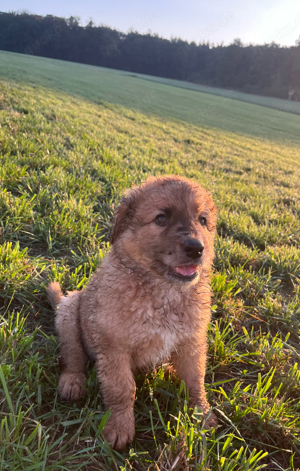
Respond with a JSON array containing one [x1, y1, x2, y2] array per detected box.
[[47, 175, 218, 451]]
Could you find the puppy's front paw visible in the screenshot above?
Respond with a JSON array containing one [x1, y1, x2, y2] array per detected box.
[[104, 410, 135, 451], [193, 404, 218, 429], [203, 411, 218, 428], [58, 372, 86, 401]]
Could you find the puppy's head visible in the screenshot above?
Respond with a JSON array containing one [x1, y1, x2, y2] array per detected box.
[[110, 176, 217, 284]]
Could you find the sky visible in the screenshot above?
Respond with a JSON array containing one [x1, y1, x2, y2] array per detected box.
[[1, 0, 300, 47]]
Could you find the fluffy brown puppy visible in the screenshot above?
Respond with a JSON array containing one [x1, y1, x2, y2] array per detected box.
[[47, 175, 218, 451]]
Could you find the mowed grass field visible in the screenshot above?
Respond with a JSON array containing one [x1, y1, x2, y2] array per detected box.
[[0, 51, 300, 470]]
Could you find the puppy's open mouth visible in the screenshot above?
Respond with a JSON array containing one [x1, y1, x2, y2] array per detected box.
[[169, 264, 199, 281]]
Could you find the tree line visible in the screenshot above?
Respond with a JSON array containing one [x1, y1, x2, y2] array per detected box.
[[1, 11, 299, 100]]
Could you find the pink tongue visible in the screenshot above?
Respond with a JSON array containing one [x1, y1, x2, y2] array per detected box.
[[174, 265, 198, 276]]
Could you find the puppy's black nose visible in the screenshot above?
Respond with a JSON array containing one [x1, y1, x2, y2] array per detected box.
[[183, 239, 204, 259]]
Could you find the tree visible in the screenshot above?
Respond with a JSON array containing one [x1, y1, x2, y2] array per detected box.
[[0, 11, 299, 99]]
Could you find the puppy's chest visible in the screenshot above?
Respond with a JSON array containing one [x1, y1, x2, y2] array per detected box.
[[130, 291, 199, 367]]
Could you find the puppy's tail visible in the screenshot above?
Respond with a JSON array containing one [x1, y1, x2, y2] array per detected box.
[[47, 281, 63, 309]]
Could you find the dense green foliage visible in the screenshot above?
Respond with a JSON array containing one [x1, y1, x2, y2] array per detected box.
[[0, 53, 300, 470], [1, 11, 300, 100]]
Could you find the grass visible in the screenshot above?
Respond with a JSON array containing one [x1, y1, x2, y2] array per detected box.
[[1, 50, 300, 144], [0, 51, 300, 470]]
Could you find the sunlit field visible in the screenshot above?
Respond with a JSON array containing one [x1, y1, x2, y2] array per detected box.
[[0, 51, 300, 470]]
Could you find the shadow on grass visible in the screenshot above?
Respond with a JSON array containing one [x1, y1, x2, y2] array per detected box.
[[1, 51, 300, 146]]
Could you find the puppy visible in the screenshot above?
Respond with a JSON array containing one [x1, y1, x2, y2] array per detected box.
[[47, 175, 218, 451]]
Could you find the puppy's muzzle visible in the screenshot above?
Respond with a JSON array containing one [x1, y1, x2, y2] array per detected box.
[[183, 239, 204, 260]]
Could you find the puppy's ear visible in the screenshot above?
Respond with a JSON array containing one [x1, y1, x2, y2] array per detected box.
[[110, 191, 135, 244]]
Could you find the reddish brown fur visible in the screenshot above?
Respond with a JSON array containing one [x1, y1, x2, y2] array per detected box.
[[47, 175, 218, 451]]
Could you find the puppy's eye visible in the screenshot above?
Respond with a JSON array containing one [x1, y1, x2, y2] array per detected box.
[[199, 216, 207, 226], [155, 214, 168, 226]]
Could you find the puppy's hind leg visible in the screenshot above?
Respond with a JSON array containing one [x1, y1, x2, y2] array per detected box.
[[51, 287, 88, 401]]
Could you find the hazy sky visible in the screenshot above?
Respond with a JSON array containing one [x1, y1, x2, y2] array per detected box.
[[2, 0, 300, 46]]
